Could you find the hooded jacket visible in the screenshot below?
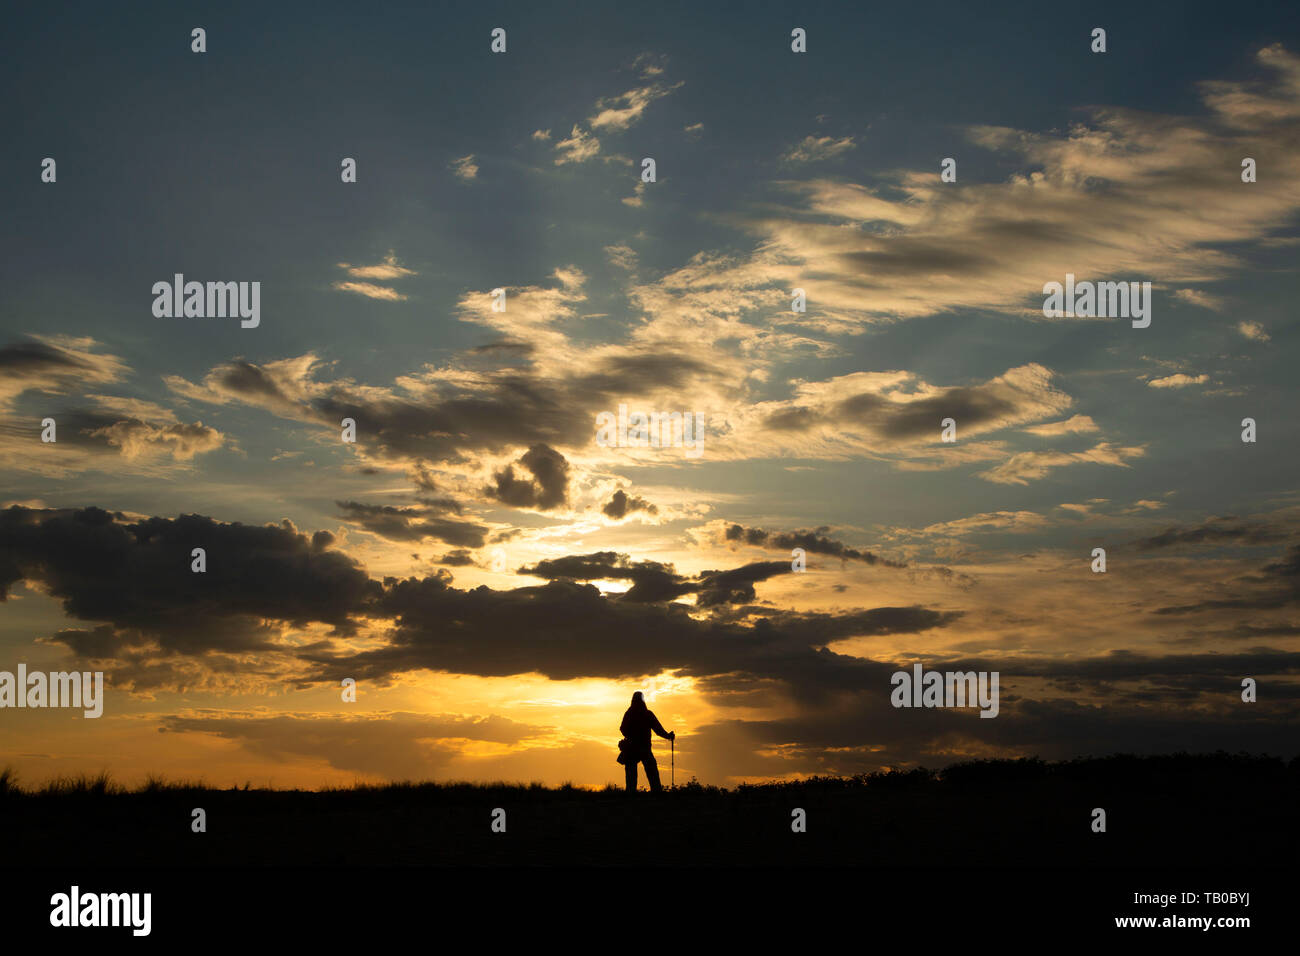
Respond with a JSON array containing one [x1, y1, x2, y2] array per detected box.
[[620, 698, 671, 758]]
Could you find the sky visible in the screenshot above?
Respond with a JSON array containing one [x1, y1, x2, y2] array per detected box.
[[1, 0, 1298, 789]]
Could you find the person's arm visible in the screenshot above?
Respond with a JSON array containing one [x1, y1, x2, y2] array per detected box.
[[649, 711, 675, 740]]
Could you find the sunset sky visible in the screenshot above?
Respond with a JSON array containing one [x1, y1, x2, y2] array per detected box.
[[2, 1, 1298, 789]]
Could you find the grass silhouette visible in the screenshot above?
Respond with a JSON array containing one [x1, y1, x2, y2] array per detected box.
[[3, 752, 1295, 866]]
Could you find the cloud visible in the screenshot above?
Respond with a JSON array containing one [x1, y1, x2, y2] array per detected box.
[[333, 253, 416, 300], [333, 283, 407, 301], [164, 354, 320, 418], [336, 500, 488, 548], [1237, 320, 1271, 342], [554, 125, 601, 165], [782, 135, 856, 163], [1155, 543, 1300, 615], [1133, 516, 1290, 551], [1023, 414, 1099, 436], [686, 643, 1300, 778], [337, 253, 417, 281], [602, 489, 657, 520], [622, 181, 646, 207], [9, 501, 1296, 775], [1148, 373, 1210, 388], [306, 560, 953, 683], [162, 340, 608, 477], [450, 154, 479, 181], [0, 506, 380, 668], [85, 395, 179, 423], [0, 395, 226, 477], [625, 46, 1300, 335], [588, 80, 682, 131], [736, 363, 1073, 464], [916, 511, 1048, 536], [485, 444, 570, 511], [604, 244, 638, 271], [436, 549, 477, 567], [1173, 288, 1225, 311], [0, 336, 128, 412], [721, 523, 905, 566], [978, 442, 1146, 485], [87, 419, 223, 461]]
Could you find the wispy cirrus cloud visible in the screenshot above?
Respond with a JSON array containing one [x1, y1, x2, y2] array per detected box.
[[333, 252, 416, 300], [978, 442, 1146, 485], [782, 135, 856, 163], [626, 45, 1300, 337], [1023, 414, 1100, 436]]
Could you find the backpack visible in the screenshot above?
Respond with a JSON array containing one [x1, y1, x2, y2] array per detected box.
[[616, 738, 633, 765]]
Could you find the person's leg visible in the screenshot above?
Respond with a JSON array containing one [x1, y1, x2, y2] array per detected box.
[[625, 757, 637, 792], [644, 753, 662, 792]]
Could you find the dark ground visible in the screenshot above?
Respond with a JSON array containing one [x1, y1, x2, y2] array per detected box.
[[3, 752, 1296, 867]]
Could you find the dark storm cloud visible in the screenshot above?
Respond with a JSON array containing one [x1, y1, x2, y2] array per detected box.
[[2, 510, 956, 690], [0, 340, 97, 373], [762, 406, 823, 432], [935, 647, 1300, 685], [171, 359, 593, 464], [485, 443, 570, 510], [685, 688, 1300, 780], [601, 489, 657, 519], [313, 379, 586, 463], [298, 570, 959, 686], [569, 353, 720, 394], [1133, 515, 1290, 551], [209, 361, 301, 411], [1155, 543, 1300, 615], [335, 501, 488, 548], [746, 607, 964, 649], [436, 549, 477, 567], [753, 364, 1069, 451], [9, 503, 1294, 772], [684, 646, 1300, 778], [724, 523, 905, 566], [693, 560, 792, 607], [517, 551, 795, 606], [519, 551, 696, 603], [876, 387, 1017, 439], [833, 244, 991, 279], [170, 349, 719, 475], [0, 505, 380, 655]]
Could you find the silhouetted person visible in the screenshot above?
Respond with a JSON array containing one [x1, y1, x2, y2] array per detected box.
[[619, 691, 674, 793]]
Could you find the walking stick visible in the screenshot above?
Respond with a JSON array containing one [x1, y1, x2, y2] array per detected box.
[[671, 735, 674, 788]]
